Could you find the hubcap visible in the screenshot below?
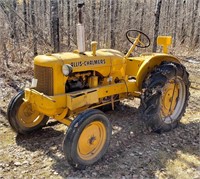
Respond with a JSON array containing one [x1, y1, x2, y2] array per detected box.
[[77, 121, 106, 160], [17, 102, 44, 128], [161, 78, 186, 124]]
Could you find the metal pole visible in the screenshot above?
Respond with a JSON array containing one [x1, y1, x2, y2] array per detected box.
[[77, 0, 85, 53]]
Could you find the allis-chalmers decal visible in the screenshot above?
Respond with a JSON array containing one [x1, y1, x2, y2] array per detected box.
[[70, 59, 106, 67]]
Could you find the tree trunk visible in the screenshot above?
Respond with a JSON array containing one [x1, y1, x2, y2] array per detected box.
[[91, 0, 96, 41], [26, 0, 30, 25], [106, 0, 111, 46], [128, 0, 132, 29], [110, 0, 115, 48], [67, 0, 70, 47], [152, 0, 162, 52], [10, 0, 18, 42], [140, 0, 146, 31], [173, 0, 179, 47], [59, 0, 64, 43], [165, 0, 171, 33], [23, 0, 28, 35], [180, 0, 186, 44], [43, 0, 47, 29], [2, 39, 9, 68], [50, 0, 60, 53], [191, 0, 199, 45], [194, 20, 200, 46], [114, 0, 119, 48], [103, 0, 108, 46], [31, 0, 37, 55], [97, 0, 102, 44]]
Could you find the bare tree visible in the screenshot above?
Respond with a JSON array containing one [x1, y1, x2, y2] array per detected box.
[[59, 0, 64, 43], [152, 0, 162, 52], [140, 0, 146, 31], [173, 0, 180, 47], [0, 0, 200, 67], [91, 0, 96, 41], [67, 0, 70, 47], [50, 0, 60, 52], [110, 0, 116, 48], [31, 0, 37, 55], [180, 0, 186, 44], [23, 0, 28, 35], [10, 0, 18, 42], [191, 0, 199, 45]]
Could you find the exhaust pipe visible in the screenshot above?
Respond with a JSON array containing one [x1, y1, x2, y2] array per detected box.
[[77, 0, 85, 53]]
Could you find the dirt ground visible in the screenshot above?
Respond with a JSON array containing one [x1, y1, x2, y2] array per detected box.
[[0, 56, 199, 179]]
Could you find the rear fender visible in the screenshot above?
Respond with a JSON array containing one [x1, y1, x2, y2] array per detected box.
[[136, 54, 180, 90]]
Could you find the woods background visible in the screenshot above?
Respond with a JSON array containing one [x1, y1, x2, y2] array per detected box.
[[0, 0, 199, 67], [0, 1, 200, 178]]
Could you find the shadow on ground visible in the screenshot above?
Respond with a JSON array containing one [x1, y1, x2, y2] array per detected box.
[[15, 104, 199, 178]]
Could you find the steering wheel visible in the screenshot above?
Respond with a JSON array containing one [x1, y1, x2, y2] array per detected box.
[[126, 29, 150, 48]]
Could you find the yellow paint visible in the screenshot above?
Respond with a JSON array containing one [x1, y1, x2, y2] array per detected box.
[[126, 57, 144, 77], [91, 41, 98, 56], [77, 121, 106, 160], [24, 88, 67, 116], [157, 36, 172, 53], [22, 33, 181, 126], [136, 54, 180, 89], [161, 80, 179, 117], [66, 89, 99, 110], [88, 76, 98, 88], [17, 101, 44, 128], [125, 34, 141, 58]]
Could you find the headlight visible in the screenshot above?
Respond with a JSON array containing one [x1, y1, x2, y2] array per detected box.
[[62, 64, 73, 76]]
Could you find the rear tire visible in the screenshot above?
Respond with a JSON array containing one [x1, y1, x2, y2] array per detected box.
[[63, 109, 112, 169], [140, 62, 190, 133], [7, 91, 49, 134]]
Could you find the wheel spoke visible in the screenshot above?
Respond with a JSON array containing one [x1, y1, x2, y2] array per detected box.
[[128, 36, 136, 41], [138, 39, 145, 47]]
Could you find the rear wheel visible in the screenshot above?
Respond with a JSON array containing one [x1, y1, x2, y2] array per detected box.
[[63, 109, 112, 169], [141, 62, 190, 133], [7, 91, 49, 134]]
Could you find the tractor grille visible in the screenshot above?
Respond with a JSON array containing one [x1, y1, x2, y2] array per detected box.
[[34, 65, 53, 96]]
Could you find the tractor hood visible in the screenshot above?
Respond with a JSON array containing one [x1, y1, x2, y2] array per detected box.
[[34, 49, 124, 67], [34, 49, 125, 76], [34, 49, 125, 77]]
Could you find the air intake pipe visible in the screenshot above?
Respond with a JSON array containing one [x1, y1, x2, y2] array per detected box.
[[77, 0, 85, 53]]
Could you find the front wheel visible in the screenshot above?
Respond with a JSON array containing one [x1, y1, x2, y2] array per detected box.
[[140, 62, 190, 133], [63, 109, 112, 169], [7, 91, 49, 134]]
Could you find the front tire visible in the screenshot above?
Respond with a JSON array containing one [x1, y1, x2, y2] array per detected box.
[[141, 62, 190, 133], [63, 109, 112, 169], [7, 91, 49, 134]]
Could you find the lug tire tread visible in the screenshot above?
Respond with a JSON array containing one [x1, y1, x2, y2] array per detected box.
[[140, 62, 190, 133]]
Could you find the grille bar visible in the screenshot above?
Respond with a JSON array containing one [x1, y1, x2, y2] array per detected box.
[[34, 65, 53, 96]]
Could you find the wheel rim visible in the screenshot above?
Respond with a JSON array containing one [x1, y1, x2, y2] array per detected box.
[[161, 78, 186, 124], [77, 121, 106, 161], [17, 102, 44, 128]]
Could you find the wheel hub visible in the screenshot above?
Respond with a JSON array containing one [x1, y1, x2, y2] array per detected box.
[[17, 101, 44, 128], [77, 121, 106, 160], [88, 136, 96, 145], [23, 104, 34, 117]]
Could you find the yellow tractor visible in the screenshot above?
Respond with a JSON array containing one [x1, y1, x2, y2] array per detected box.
[[7, 2, 189, 169]]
